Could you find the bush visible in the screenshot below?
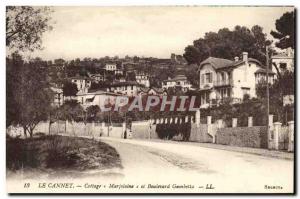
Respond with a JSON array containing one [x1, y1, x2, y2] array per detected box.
[[156, 122, 191, 141], [6, 135, 122, 172]]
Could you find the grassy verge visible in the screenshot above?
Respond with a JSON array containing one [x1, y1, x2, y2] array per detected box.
[[7, 135, 122, 176]]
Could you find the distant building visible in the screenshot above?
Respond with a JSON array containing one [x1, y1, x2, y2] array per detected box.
[[115, 69, 123, 75], [123, 62, 139, 73], [50, 87, 63, 107], [77, 90, 122, 108], [105, 63, 117, 71], [70, 76, 92, 93], [135, 73, 150, 87], [138, 87, 167, 97], [198, 52, 275, 108], [162, 74, 192, 92], [105, 81, 144, 97], [272, 47, 294, 73], [90, 74, 106, 83]]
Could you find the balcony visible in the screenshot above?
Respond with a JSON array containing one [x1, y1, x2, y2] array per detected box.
[[201, 97, 242, 108], [214, 79, 233, 87]]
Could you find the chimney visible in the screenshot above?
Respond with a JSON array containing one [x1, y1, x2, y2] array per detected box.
[[234, 56, 239, 62], [242, 52, 248, 62]]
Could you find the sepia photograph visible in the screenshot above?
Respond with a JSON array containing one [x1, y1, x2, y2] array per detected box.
[[5, 5, 295, 194]]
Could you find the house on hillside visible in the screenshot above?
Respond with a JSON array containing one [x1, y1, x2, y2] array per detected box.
[[104, 81, 144, 97], [76, 90, 122, 108], [90, 74, 106, 83], [198, 52, 275, 108], [50, 87, 64, 107], [272, 47, 294, 73], [70, 75, 92, 93], [135, 73, 150, 87], [138, 87, 167, 97], [105, 63, 117, 71], [162, 74, 192, 92]]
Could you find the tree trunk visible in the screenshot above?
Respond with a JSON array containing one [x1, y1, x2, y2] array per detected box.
[[272, 63, 282, 79], [29, 126, 34, 138], [23, 126, 27, 138], [29, 130, 33, 138], [49, 121, 51, 135]]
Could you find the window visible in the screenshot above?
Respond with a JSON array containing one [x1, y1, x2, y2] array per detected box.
[[280, 63, 287, 70], [242, 88, 250, 96], [227, 88, 231, 98], [221, 72, 225, 81], [205, 73, 212, 83], [201, 74, 204, 84]]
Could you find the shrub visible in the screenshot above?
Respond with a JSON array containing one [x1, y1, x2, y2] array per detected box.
[[156, 122, 191, 141]]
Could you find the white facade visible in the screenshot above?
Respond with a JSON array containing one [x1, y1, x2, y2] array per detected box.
[[90, 74, 105, 83], [51, 87, 63, 107], [77, 91, 122, 108], [136, 74, 150, 87], [105, 64, 117, 71], [106, 82, 143, 97], [198, 52, 275, 108], [115, 69, 123, 75], [71, 77, 92, 93], [162, 75, 192, 92], [272, 48, 294, 73]]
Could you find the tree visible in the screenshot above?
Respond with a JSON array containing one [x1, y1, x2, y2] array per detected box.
[[86, 105, 100, 121], [183, 25, 270, 66], [271, 11, 295, 49], [256, 70, 294, 123], [7, 53, 53, 137], [6, 6, 53, 51], [63, 81, 78, 97], [54, 100, 85, 123]]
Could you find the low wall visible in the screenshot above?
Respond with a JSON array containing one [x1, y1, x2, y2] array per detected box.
[[278, 126, 289, 150], [131, 121, 150, 139], [131, 121, 158, 139], [216, 126, 268, 148], [7, 121, 125, 138], [189, 124, 213, 143]]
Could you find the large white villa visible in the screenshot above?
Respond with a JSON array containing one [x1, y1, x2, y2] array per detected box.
[[198, 52, 275, 108]]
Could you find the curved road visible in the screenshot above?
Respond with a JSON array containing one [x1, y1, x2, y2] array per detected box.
[[99, 137, 293, 193]]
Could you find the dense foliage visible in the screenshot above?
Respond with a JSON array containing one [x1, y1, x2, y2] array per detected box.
[[271, 11, 295, 50], [156, 123, 191, 141], [7, 53, 53, 137], [183, 25, 270, 66]]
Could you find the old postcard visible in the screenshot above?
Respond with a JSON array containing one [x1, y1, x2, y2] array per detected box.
[[6, 6, 295, 194]]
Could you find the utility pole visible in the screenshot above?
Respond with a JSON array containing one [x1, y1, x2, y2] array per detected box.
[[266, 45, 270, 147]]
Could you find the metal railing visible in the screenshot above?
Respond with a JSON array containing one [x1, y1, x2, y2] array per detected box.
[[213, 79, 233, 87]]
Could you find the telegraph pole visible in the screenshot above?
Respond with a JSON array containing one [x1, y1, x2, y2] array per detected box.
[[266, 45, 270, 146]]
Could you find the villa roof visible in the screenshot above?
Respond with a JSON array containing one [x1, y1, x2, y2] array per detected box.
[[139, 87, 165, 94], [272, 52, 294, 59], [77, 90, 122, 96], [200, 57, 233, 70], [199, 57, 262, 71], [110, 81, 144, 87], [255, 68, 275, 74], [163, 74, 188, 82]]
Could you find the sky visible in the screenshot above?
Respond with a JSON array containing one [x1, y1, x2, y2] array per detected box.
[[30, 6, 294, 60]]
